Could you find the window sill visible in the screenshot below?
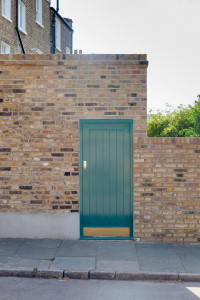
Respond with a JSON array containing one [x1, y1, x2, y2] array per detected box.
[[19, 27, 27, 35], [56, 47, 62, 52], [36, 20, 44, 28], [2, 14, 12, 23]]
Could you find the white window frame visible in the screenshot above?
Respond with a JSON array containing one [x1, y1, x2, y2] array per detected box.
[[1, 0, 12, 22], [66, 47, 70, 54], [1, 42, 10, 54], [56, 18, 61, 51], [18, 1, 27, 34], [36, 0, 43, 27]]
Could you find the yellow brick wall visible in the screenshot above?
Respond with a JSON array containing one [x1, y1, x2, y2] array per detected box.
[[1, 54, 199, 243], [134, 137, 200, 243], [0, 54, 147, 213]]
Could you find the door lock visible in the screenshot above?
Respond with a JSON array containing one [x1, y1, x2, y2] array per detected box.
[[83, 161, 87, 170]]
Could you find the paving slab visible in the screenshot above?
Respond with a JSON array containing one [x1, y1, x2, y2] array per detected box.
[[97, 241, 137, 261], [0, 257, 51, 271], [136, 243, 186, 273], [174, 245, 200, 273], [23, 239, 62, 249], [57, 241, 97, 257], [0, 244, 20, 257], [96, 260, 139, 273], [136, 243, 173, 249], [50, 257, 95, 271], [15, 246, 57, 260], [0, 239, 25, 245]]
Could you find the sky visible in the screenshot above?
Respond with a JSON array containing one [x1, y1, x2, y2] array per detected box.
[[51, 0, 200, 112]]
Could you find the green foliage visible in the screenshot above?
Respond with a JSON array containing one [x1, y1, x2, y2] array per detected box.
[[147, 95, 200, 137], [191, 95, 200, 135]]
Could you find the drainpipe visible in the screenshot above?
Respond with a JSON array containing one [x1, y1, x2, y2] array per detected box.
[[16, 0, 25, 54], [52, 11, 56, 54], [71, 31, 73, 54], [57, 0, 59, 12]]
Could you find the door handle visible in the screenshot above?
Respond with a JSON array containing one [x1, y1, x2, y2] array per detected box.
[[83, 161, 87, 170]]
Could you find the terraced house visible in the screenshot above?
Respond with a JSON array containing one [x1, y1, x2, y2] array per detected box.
[[0, 0, 73, 54]]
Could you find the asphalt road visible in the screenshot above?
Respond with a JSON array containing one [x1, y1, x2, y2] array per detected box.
[[0, 277, 200, 300]]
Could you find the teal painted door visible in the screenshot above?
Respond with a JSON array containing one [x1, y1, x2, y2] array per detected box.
[[80, 120, 133, 239]]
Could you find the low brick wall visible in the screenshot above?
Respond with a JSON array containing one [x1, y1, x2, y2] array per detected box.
[[134, 137, 200, 243], [0, 54, 199, 242]]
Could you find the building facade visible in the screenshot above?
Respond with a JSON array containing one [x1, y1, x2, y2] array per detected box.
[[0, 0, 73, 54]]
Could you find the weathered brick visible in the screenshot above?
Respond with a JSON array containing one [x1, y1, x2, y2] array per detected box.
[[0, 148, 11, 152], [128, 102, 137, 106], [61, 148, 73, 152], [64, 94, 77, 98], [66, 66, 78, 70], [13, 89, 26, 93], [64, 172, 70, 176], [87, 85, 99, 88], [19, 186, 32, 190], [62, 112, 75, 115], [60, 205, 72, 209], [0, 112, 12, 116], [51, 153, 64, 157], [0, 167, 11, 171], [9, 191, 22, 194]]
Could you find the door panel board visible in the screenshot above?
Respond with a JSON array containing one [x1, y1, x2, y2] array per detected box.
[[80, 120, 133, 239]]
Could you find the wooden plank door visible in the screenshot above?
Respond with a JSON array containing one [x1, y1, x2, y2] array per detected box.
[[80, 120, 133, 239]]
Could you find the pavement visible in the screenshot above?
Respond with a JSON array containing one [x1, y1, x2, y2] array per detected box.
[[0, 239, 200, 282]]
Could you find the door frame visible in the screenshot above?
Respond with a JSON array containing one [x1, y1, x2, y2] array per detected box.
[[79, 119, 133, 240]]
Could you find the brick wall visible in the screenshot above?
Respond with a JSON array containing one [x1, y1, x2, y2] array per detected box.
[[0, 54, 147, 213], [0, 0, 19, 53], [0, 54, 199, 243], [0, 0, 51, 54], [21, 0, 51, 54], [134, 137, 200, 243]]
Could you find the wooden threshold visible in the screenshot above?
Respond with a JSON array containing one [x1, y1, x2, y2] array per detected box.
[[83, 227, 130, 237]]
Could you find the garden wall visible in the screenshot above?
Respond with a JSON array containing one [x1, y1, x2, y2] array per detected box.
[[134, 137, 200, 243], [0, 54, 199, 242]]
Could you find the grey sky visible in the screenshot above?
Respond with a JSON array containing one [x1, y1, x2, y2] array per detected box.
[[53, 0, 200, 111]]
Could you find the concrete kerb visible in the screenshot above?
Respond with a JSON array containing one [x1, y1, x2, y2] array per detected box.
[[0, 269, 63, 279], [0, 269, 36, 278], [178, 274, 200, 282], [1, 269, 200, 282], [89, 271, 115, 280], [64, 270, 89, 280], [115, 272, 179, 281]]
